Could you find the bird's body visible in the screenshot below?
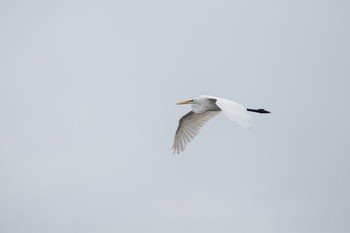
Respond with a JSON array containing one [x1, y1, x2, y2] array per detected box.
[[172, 95, 270, 154]]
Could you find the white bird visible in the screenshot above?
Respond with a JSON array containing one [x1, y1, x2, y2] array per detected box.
[[172, 95, 270, 154]]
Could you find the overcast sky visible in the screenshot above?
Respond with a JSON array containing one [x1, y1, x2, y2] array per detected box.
[[1, 1, 350, 233]]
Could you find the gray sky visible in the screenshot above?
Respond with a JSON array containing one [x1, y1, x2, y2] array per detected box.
[[1, 0, 350, 232]]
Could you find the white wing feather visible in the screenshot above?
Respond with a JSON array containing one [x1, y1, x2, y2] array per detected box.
[[215, 97, 252, 128], [172, 111, 220, 154]]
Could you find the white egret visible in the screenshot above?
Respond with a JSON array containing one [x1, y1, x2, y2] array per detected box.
[[172, 95, 270, 154]]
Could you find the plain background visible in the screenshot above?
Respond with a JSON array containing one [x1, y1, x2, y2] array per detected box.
[[1, 1, 349, 233]]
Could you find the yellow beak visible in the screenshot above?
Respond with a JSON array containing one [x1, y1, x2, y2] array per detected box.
[[176, 99, 193, 105]]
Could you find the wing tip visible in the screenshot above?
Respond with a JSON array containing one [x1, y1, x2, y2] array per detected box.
[[171, 144, 184, 155]]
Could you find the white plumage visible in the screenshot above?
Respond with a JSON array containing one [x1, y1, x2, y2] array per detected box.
[[172, 95, 270, 154]]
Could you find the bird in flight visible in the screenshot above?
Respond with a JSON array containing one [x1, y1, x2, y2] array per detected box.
[[172, 95, 270, 154]]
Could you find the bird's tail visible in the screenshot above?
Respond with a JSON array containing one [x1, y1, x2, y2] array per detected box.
[[247, 108, 271, 114]]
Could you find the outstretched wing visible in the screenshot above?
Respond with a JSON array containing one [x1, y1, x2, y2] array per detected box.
[[215, 97, 252, 128], [172, 111, 220, 154]]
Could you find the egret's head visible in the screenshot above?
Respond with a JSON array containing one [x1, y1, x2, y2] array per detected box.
[[176, 99, 194, 105]]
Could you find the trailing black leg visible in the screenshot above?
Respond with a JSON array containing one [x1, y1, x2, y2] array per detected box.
[[247, 108, 270, 114]]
